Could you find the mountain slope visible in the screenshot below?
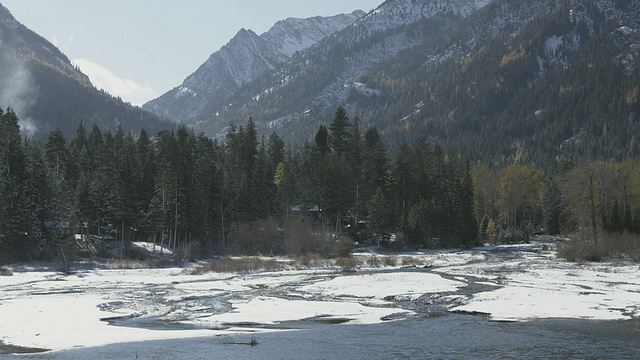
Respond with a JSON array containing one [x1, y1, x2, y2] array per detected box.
[[350, 0, 640, 169], [143, 11, 365, 123], [190, 0, 494, 141], [192, 0, 640, 170], [0, 3, 174, 140]]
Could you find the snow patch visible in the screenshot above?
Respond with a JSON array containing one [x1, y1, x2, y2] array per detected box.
[[300, 272, 464, 300], [545, 35, 563, 55], [188, 296, 413, 327]]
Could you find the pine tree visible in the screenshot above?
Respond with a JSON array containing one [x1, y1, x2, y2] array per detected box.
[[253, 135, 276, 219], [322, 155, 355, 236], [267, 132, 285, 170], [328, 106, 351, 156], [390, 142, 417, 235], [361, 127, 389, 218], [22, 139, 51, 259], [0, 108, 28, 259], [44, 128, 73, 249], [459, 158, 478, 246], [367, 187, 393, 246], [136, 129, 156, 223], [314, 124, 329, 156], [542, 180, 562, 235]]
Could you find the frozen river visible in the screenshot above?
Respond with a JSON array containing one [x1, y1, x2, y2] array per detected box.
[[1, 236, 639, 358]]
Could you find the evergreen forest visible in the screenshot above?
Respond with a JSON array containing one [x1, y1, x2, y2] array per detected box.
[[1, 105, 640, 263]]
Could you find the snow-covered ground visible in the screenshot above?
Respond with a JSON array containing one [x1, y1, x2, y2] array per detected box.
[[1, 236, 639, 356]]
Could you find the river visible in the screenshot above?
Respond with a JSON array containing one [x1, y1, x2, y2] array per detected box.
[[11, 314, 640, 359]]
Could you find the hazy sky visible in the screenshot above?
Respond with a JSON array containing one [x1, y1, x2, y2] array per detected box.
[[1, 0, 380, 105]]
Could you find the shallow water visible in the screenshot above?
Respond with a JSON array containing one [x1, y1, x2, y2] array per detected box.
[[10, 315, 640, 359]]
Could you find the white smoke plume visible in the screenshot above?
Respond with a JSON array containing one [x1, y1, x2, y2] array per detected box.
[[0, 42, 39, 137]]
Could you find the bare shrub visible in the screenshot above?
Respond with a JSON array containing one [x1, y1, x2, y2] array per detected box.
[[175, 241, 200, 262], [231, 217, 283, 255], [558, 241, 592, 262], [607, 231, 640, 262], [558, 235, 608, 262], [56, 237, 77, 274], [331, 238, 355, 258], [284, 217, 331, 256], [558, 230, 640, 263]]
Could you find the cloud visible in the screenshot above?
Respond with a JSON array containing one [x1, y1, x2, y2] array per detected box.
[[0, 48, 38, 137], [73, 59, 157, 106]]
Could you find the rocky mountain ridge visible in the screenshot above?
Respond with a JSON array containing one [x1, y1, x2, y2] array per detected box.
[[143, 11, 365, 122], [188, 0, 495, 139], [186, 0, 640, 170]]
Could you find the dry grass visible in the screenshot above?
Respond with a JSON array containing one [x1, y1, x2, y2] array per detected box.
[[364, 255, 398, 267], [400, 256, 421, 266], [86, 258, 177, 270], [366, 256, 381, 267], [335, 257, 364, 269], [383, 256, 398, 267], [295, 254, 333, 268], [191, 257, 289, 274]]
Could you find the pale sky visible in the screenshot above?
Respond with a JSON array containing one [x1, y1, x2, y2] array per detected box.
[[1, 0, 380, 105]]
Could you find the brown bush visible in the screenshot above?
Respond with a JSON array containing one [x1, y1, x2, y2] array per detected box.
[[56, 237, 77, 274], [558, 231, 640, 262], [284, 217, 332, 257], [231, 217, 283, 255], [192, 256, 288, 274]]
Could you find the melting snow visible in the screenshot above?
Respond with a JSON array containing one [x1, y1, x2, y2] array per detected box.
[[1, 236, 639, 355]]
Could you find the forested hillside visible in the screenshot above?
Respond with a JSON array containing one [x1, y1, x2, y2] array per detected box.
[[355, 0, 640, 171], [0, 3, 175, 141], [1, 107, 639, 263], [191, 0, 640, 173]]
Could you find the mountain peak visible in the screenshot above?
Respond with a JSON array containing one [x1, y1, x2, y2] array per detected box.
[[144, 11, 364, 122]]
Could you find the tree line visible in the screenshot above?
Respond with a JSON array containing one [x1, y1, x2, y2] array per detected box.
[[1, 106, 639, 262]]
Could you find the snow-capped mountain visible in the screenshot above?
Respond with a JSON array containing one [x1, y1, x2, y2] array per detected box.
[[143, 11, 365, 122], [285, 0, 496, 112], [187, 0, 640, 167], [192, 0, 495, 138]]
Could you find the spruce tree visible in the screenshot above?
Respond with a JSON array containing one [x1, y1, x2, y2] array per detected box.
[[22, 139, 50, 258], [328, 106, 351, 156], [314, 124, 329, 156], [0, 109, 28, 259], [542, 180, 562, 235], [459, 159, 478, 246]]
